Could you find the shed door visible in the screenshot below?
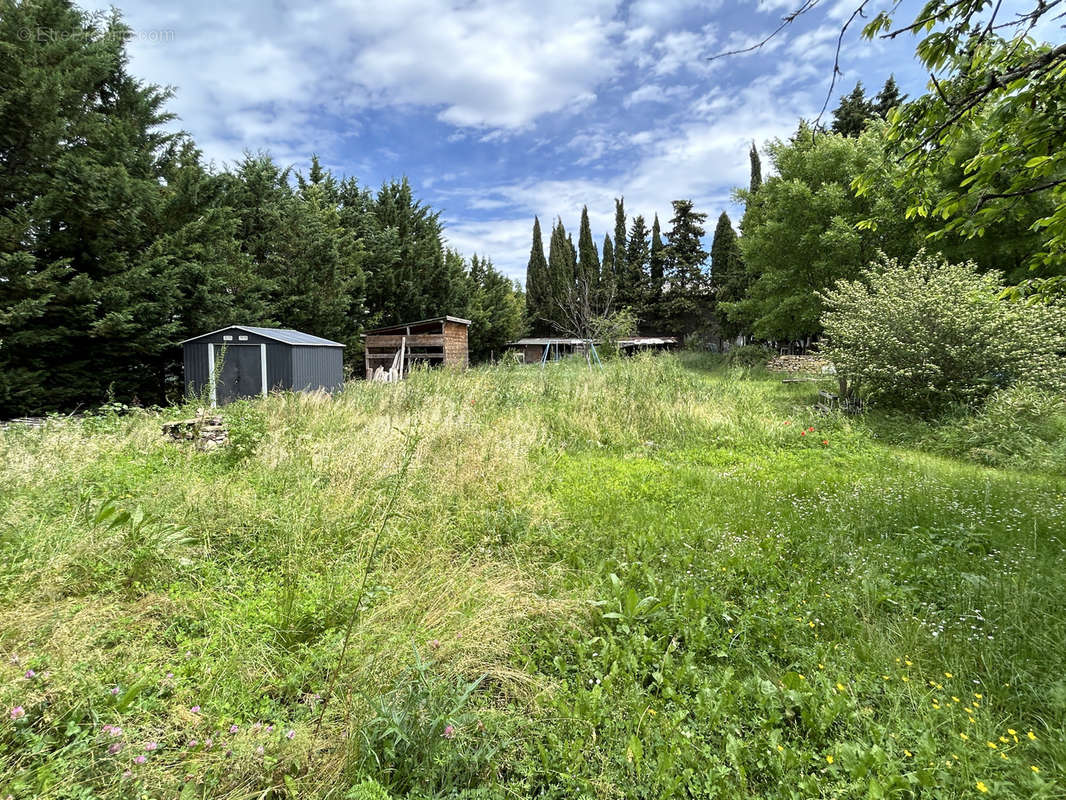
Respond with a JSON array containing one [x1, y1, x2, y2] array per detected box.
[[215, 344, 263, 404]]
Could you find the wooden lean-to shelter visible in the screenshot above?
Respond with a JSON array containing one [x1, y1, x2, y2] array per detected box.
[[361, 315, 470, 381]]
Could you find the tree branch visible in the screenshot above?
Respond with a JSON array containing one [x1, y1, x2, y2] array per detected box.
[[706, 0, 822, 61], [973, 178, 1066, 210]]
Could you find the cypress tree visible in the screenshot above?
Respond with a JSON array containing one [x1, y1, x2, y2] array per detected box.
[[577, 205, 600, 293], [645, 214, 666, 333], [709, 212, 746, 339], [621, 215, 649, 312], [749, 142, 762, 194], [525, 216, 549, 333], [613, 198, 627, 287], [601, 234, 614, 290], [547, 219, 575, 327]]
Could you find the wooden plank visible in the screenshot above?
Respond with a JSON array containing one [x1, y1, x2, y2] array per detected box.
[[364, 334, 444, 347], [367, 352, 446, 360]]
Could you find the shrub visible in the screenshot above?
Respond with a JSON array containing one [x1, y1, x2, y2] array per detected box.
[[223, 399, 267, 462], [923, 383, 1066, 473], [724, 344, 773, 368], [820, 251, 1066, 412]]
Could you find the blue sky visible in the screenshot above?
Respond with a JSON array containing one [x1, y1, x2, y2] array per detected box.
[[86, 0, 943, 282]]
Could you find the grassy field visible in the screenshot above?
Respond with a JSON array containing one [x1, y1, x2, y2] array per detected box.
[[1, 354, 1064, 799]]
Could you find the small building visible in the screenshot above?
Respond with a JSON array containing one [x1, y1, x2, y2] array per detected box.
[[181, 325, 345, 405], [361, 315, 470, 380], [618, 336, 679, 354], [506, 338, 590, 364], [505, 336, 678, 363]]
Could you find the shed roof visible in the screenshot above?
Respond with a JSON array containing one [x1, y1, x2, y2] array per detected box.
[[362, 315, 472, 335], [180, 325, 345, 347], [506, 336, 678, 346], [506, 338, 590, 346]]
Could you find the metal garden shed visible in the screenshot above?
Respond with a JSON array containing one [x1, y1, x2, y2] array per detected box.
[[181, 326, 345, 405]]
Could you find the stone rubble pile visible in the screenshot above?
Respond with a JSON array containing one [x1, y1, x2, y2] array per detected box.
[[766, 354, 834, 374], [162, 408, 228, 450]]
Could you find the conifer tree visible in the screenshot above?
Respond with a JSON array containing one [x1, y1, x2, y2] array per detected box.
[[525, 216, 550, 333], [663, 200, 710, 336], [620, 215, 649, 311], [832, 82, 875, 137], [601, 234, 618, 300], [873, 75, 905, 119], [749, 142, 762, 194], [709, 212, 746, 339], [466, 254, 524, 361], [547, 219, 575, 327], [613, 198, 627, 286], [577, 205, 600, 293], [644, 214, 667, 332]]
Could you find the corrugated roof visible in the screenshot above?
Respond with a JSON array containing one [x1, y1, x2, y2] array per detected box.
[[506, 338, 590, 346], [506, 336, 678, 346], [179, 326, 345, 346], [361, 315, 472, 335]]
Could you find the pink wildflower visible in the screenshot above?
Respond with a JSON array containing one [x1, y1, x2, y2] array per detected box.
[[110, 686, 120, 696], [229, 724, 239, 734], [24, 669, 35, 679], [256, 745, 265, 755], [10, 706, 25, 721], [442, 724, 455, 739], [134, 755, 146, 765], [190, 705, 200, 714], [166, 672, 174, 679], [108, 743, 123, 755], [285, 729, 295, 740], [188, 739, 198, 748], [430, 639, 440, 650], [144, 741, 158, 751], [108, 726, 123, 737]]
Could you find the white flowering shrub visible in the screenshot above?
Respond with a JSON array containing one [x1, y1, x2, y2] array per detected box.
[[819, 252, 1066, 412]]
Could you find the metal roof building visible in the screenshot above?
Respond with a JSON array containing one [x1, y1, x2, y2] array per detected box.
[[180, 325, 345, 405]]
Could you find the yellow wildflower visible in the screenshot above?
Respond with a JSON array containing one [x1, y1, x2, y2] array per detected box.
[[1007, 729, 1016, 735], [976, 781, 988, 793], [836, 683, 846, 692], [777, 745, 784, 752], [905, 659, 913, 666], [826, 754, 834, 764], [987, 741, 997, 749], [959, 733, 969, 741], [952, 696, 960, 702], [1000, 752, 1008, 761], [974, 693, 982, 699], [945, 672, 953, 678], [1028, 731, 1037, 740], [1031, 765, 1039, 773], [904, 750, 912, 757], [999, 736, 1008, 743]]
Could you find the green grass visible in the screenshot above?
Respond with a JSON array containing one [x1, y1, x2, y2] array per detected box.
[[1, 354, 1063, 799]]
